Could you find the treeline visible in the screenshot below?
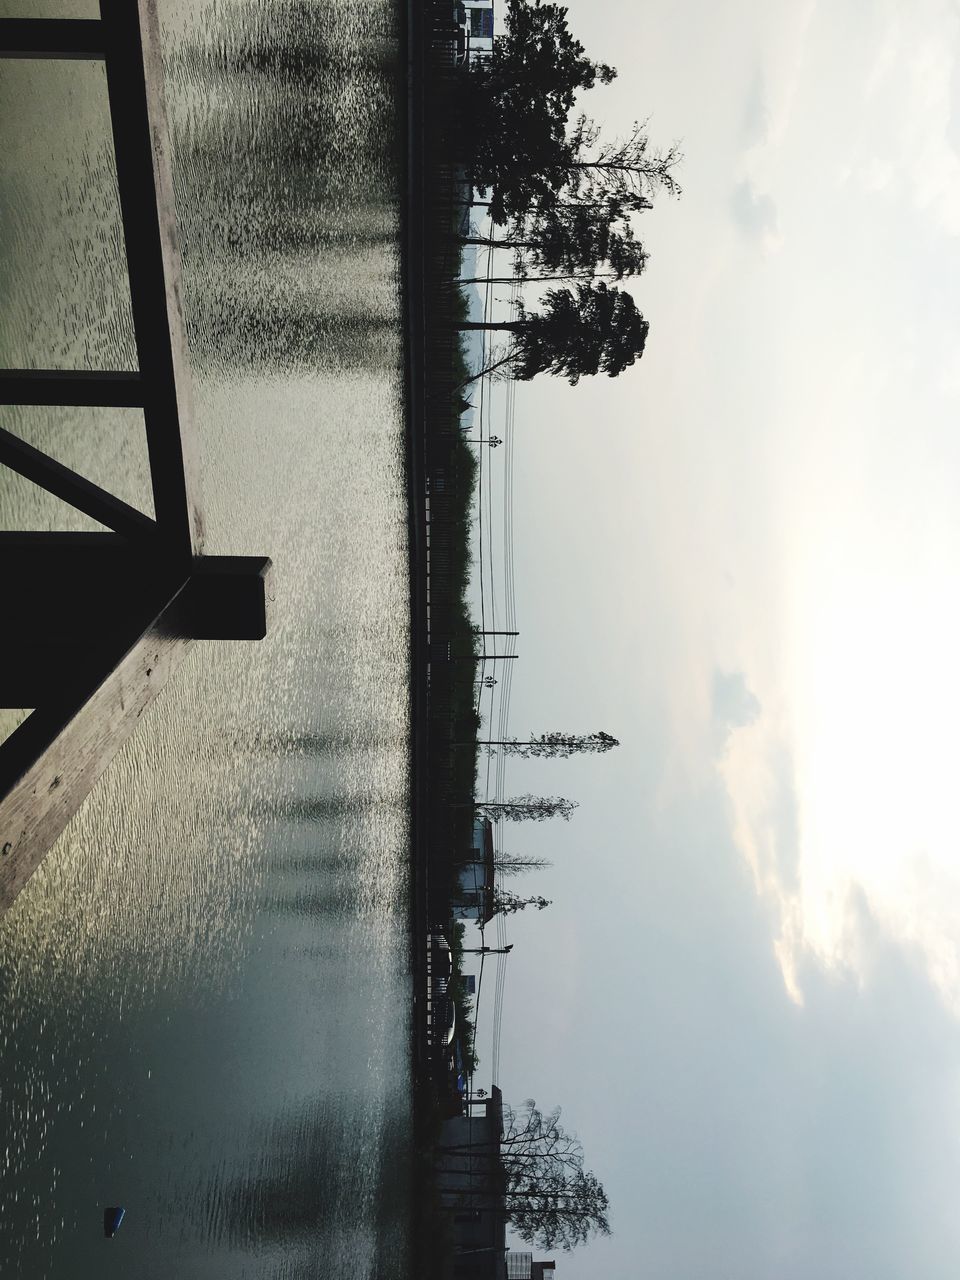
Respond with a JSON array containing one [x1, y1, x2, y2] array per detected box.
[[453, 0, 681, 384]]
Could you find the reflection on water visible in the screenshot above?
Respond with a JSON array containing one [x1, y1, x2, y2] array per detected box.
[[0, 1, 410, 1277], [170, 0, 401, 377]]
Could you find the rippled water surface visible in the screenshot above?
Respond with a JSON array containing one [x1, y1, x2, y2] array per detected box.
[[0, 1, 411, 1275]]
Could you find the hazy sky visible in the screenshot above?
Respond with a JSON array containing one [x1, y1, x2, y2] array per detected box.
[[465, 1, 960, 1275]]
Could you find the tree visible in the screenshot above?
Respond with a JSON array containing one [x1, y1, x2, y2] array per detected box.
[[508, 1167, 611, 1251], [459, 190, 655, 290], [443, 1098, 580, 1167], [493, 853, 552, 877], [462, 202, 649, 284], [565, 116, 683, 204], [464, 0, 616, 223], [458, 282, 649, 384], [461, 0, 681, 226], [441, 1099, 611, 1252], [475, 794, 579, 822], [458, 270, 638, 286], [480, 729, 619, 759], [493, 890, 552, 916]]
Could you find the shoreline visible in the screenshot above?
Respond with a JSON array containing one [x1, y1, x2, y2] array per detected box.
[[402, 0, 431, 1101]]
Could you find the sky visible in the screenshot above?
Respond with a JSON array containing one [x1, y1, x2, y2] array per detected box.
[[463, 1, 960, 1275]]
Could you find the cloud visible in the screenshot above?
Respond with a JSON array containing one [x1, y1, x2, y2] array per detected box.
[[729, 6, 817, 257], [731, 179, 783, 252], [590, 783, 960, 1280], [712, 669, 761, 744], [741, 71, 771, 148], [718, 712, 806, 996], [844, 0, 960, 236]]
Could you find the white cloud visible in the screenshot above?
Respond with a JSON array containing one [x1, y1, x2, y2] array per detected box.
[[731, 179, 783, 253], [715, 440, 960, 1016], [849, 0, 960, 234]]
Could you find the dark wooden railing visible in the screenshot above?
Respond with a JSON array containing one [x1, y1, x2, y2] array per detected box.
[[0, 2, 272, 912]]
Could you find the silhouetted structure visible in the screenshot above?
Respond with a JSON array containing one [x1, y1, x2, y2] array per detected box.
[[438, 1088, 507, 1279]]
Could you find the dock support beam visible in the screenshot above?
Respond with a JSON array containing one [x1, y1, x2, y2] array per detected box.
[[0, 4, 274, 913], [0, 537, 272, 912]]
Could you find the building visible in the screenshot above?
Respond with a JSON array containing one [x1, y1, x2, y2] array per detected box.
[[453, 816, 496, 923], [506, 1256, 557, 1280], [438, 1087, 507, 1279], [460, 0, 494, 63], [437, 1090, 558, 1280]]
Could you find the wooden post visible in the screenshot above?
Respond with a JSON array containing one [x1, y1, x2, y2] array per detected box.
[[100, 0, 205, 560]]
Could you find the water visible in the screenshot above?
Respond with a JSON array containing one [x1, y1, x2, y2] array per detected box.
[[0, 2, 412, 1276]]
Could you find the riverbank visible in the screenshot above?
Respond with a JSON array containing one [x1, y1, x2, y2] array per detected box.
[[403, 0, 431, 1098], [402, 3, 485, 1275], [403, 0, 480, 1083]]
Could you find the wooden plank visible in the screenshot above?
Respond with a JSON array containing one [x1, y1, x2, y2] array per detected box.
[[0, 425, 157, 539], [0, 18, 105, 58], [0, 586, 194, 913], [0, 370, 144, 407], [100, 0, 204, 561]]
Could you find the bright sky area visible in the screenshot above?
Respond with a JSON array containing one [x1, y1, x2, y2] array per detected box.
[[463, 1, 960, 1275]]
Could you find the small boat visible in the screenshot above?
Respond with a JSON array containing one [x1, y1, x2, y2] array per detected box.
[[103, 1206, 126, 1238]]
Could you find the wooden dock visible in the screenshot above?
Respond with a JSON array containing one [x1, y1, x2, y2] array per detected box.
[[0, 3, 272, 912]]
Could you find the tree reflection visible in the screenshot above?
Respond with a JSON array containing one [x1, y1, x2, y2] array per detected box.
[[196, 1099, 410, 1274], [171, 2, 399, 215]]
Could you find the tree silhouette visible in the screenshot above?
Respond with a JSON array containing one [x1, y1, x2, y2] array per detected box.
[[565, 116, 683, 204], [462, 0, 681, 226], [494, 854, 552, 877], [443, 1099, 580, 1165], [480, 729, 619, 759], [493, 890, 552, 916], [462, 201, 649, 284], [508, 1167, 611, 1251], [475, 795, 578, 821], [458, 282, 649, 384], [464, 0, 616, 223], [441, 1099, 611, 1252]]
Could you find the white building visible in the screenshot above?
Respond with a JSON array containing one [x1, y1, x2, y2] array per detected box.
[[506, 1255, 557, 1280], [460, 0, 494, 63], [453, 817, 495, 922]]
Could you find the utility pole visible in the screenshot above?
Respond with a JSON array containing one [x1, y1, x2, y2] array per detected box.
[[432, 630, 519, 663], [440, 653, 518, 662], [462, 944, 513, 954]]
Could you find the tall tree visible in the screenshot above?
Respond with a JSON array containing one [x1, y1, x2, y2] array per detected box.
[[443, 1099, 581, 1167], [463, 0, 681, 226], [463, 0, 615, 223], [475, 795, 579, 821], [480, 729, 619, 759], [462, 201, 649, 283], [562, 116, 683, 204], [508, 1167, 611, 1251], [494, 854, 553, 877], [493, 890, 552, 915], [458, 282, 649, 384], [442, 1100, 611, 1252]]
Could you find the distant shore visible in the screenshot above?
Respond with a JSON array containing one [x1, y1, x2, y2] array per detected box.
[[402, 0, 431, 1090]]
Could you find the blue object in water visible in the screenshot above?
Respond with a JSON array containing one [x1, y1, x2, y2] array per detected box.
[[103, 1206, 125, 1238]]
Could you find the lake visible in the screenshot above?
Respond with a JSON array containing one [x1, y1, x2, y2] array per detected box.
[[0, 0, 413, 1275]]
